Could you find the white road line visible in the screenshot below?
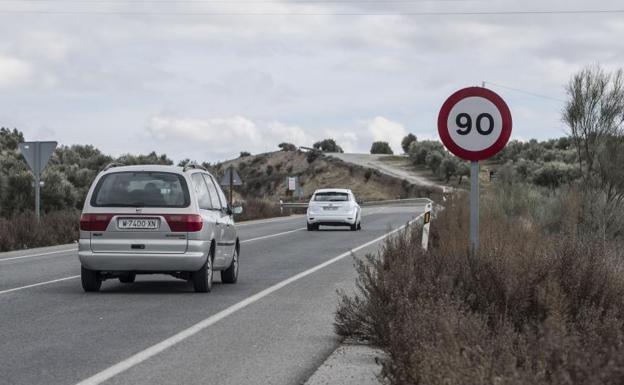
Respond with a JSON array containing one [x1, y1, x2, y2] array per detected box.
[[236, 215, 304, 227], [75, 212, 424, 385], [0, 227, 304, 295], [0, 275, 80, 295], [240, 227, 305, 244], [0, 248, 77, 262]]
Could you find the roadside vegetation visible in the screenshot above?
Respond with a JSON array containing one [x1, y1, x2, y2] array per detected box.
[[335, 64, 624, 385]]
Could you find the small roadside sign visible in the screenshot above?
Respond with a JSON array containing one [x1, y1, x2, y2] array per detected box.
[[220, 167, 242, 186], [19, 141, 57, 174], [18, 141, 58, 221], [221, 166, 242, 206], [287, 177, 297, 191]]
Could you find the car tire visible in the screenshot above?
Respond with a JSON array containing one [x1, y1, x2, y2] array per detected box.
[[357, 221, 362, 230], [81, 266, 102, 292], [307, 222, 314, 231], [192, 254, 214, 293], [221, 247, 239, 284], [119, 273, 136, 283], [350, 223, 357, 231]]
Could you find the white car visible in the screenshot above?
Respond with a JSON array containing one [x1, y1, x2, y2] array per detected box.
[[306, 188, 362, 231]]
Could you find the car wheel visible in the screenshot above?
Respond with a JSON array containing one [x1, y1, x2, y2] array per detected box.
[[357, 221, 362, 230], [307, 222, 314, 231], [221, 247, 239, 284], [81, 266, 102, 292], [192, 253, 214, 293], [350, 222, 357, 231], [119, 272, 136, 283]]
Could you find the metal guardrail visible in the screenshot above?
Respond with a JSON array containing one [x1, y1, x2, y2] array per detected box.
[[279, 197, 434, 210]]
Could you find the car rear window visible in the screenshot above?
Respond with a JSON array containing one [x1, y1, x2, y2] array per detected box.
[[91, 171, 190, 208], [313, 192, 349, 202]]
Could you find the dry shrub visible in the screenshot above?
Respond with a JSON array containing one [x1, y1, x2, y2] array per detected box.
[[336, 189, 624, 385], [0, 210, 80, 251], [236, 198, 289, 222]]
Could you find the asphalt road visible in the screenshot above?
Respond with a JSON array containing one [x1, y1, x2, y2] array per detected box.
[[0, 206, 423, 385]]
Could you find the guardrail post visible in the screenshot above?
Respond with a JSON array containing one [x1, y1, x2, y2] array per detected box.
[[279, 200, 283, 216], [421, 202, 432, 251]]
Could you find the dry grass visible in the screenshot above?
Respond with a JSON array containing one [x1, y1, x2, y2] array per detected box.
[[336, 188, 624, 385], [236, 198, 289, 222], [0, 210, 80, 251], [0, 199, 288, 251]]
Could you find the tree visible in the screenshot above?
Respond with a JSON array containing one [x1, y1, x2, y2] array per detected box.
[[0, 128, 24, 151], [439, 157, 457, 183], [239, 151, 251, 158], [456, 162, 470, 185], [408, 140, 445, 165], [313, 139, 343, 153], [117, 151, 173, 165], [401, 134, 416, 154], [425, 151, 444, 174], [370, 141, 393, 154], [278, 142, 297, 152], [564, 64, 624, 182], [563, 64, 624, 240]]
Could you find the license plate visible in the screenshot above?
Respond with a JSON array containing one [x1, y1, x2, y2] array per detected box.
[[323, 206, 339, 211], [117, 217, 160, 230]]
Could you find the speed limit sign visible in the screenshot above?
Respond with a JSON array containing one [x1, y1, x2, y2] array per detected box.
[[437, 87, 512, 161], [438, 86, 512, 254]]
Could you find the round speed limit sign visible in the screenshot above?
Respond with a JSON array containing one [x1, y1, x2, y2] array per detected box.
[[437, 87, 512, 161]]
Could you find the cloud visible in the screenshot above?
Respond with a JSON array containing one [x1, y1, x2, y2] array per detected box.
[[146, 115, 316, 158], [366, 116, 408, 154], [0, 55, 34, 88], [1, 0, 624, 161]]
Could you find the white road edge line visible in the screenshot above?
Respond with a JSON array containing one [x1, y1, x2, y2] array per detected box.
[[240, 227, 305, 243], [0, 248, 78, 262], [0, 275, 80, 295], [75, 212, 425, 385]]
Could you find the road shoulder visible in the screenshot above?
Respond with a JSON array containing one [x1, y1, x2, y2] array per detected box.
[[305, 342, 385, 385]]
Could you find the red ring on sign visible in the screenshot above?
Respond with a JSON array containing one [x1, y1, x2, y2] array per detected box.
[[437, 87, 512, 161]]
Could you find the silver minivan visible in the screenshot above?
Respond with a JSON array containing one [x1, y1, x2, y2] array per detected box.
[[78, 163, 241, 293]]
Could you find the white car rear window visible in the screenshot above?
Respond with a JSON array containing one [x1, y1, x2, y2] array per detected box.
[[91, 171, 190, 208]]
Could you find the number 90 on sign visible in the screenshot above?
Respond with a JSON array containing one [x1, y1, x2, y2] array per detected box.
[[438, 87, 512, 161]]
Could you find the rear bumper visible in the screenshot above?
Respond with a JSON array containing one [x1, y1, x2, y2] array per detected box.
[[307, 213, 356, 225], [78, 239, 208, 272]]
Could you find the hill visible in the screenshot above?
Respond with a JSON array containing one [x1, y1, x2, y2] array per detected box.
[[212, 150, 440, 202]]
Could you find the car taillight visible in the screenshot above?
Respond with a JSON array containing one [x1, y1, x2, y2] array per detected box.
[[164, 214, 203, 232], [80, 214, 114, 231]]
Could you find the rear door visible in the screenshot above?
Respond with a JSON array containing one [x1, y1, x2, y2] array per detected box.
[[88, 171, 191, 254], [203, 174, 234, 265], [208, 174, 236, 255], [314, 191, 350, 213]]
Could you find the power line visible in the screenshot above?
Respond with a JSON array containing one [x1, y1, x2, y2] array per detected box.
[[0, 8, 622, 15], [484, 81, 566, 103], [0, 0, 480, 2]]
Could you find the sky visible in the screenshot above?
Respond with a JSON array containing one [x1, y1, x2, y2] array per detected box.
[[0, 0, 623, 163]]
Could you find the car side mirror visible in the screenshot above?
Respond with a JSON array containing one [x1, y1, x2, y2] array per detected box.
[[232, 206, 243, 215]]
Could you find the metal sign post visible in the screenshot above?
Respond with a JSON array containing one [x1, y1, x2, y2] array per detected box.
[[470, 161, 479, 252], [220, 166, 242, 206], [437, 87, 512, 254], [18, 141, 57, 221]]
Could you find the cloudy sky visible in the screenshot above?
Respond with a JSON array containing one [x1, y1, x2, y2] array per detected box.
[[1, 0, 623, 162]]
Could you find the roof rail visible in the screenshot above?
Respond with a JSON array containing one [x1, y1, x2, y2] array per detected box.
[[103, 162, 125, 171], [183, 162, 206, 172]]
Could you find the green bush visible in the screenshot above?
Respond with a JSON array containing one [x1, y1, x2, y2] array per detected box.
[[370, 141, 394, 155]]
